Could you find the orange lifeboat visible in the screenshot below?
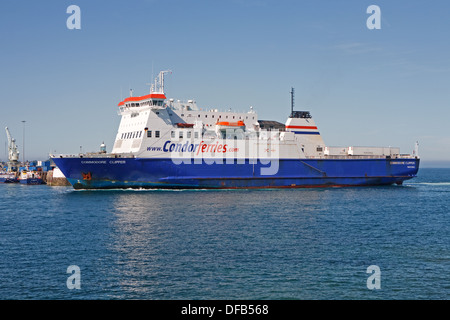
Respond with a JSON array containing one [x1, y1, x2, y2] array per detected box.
[[216, 120, 245, 127]]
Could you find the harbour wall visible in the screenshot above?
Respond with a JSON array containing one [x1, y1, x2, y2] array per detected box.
[[46, 168, 71, 186]]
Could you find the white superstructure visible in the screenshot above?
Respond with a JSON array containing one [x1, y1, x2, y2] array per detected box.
[[108, 71, 408, 161]]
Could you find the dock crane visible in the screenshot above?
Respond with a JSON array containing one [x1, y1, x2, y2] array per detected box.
[[5, 127, 19, 171]]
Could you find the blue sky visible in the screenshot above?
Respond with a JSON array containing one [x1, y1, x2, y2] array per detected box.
[[1, 0, 449, 166]]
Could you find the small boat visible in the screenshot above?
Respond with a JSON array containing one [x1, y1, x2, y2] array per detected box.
[[19, 170, 44, 185], [0, 172, 18, 183]]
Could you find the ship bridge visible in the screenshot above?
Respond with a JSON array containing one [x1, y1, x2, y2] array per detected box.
[[117, 70, 171, 112], [118, 93, 166, 109]]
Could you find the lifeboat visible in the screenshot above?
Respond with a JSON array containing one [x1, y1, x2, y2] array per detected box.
[[176, 123, 194, 128], [216, 120, 245, 127]]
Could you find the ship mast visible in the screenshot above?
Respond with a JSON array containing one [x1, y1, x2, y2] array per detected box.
[[290, 87, 295, 117], [151, 70, 172, 94]]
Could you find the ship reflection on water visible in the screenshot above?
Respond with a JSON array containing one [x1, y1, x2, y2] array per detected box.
[[104, 189, 328, 298]]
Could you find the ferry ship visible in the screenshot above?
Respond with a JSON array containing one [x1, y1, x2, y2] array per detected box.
[[52, 71, 419, 189]]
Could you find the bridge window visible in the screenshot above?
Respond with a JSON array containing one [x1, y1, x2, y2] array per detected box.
[[290, 111, 312, 119], [155, 131, 160, 138], [147, 130, 152, 138]]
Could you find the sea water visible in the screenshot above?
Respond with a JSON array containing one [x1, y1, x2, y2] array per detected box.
[[0, 168, 448, 299]]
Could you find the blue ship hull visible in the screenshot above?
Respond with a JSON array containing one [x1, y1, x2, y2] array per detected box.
[[0, 177, 18, 183], [52, 157, 420, 190], [19, 178, 44, 185]]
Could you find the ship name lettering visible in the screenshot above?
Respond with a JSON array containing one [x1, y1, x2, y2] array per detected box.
[[81, 160, 106, 164], [109, 160, 126, 164]]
